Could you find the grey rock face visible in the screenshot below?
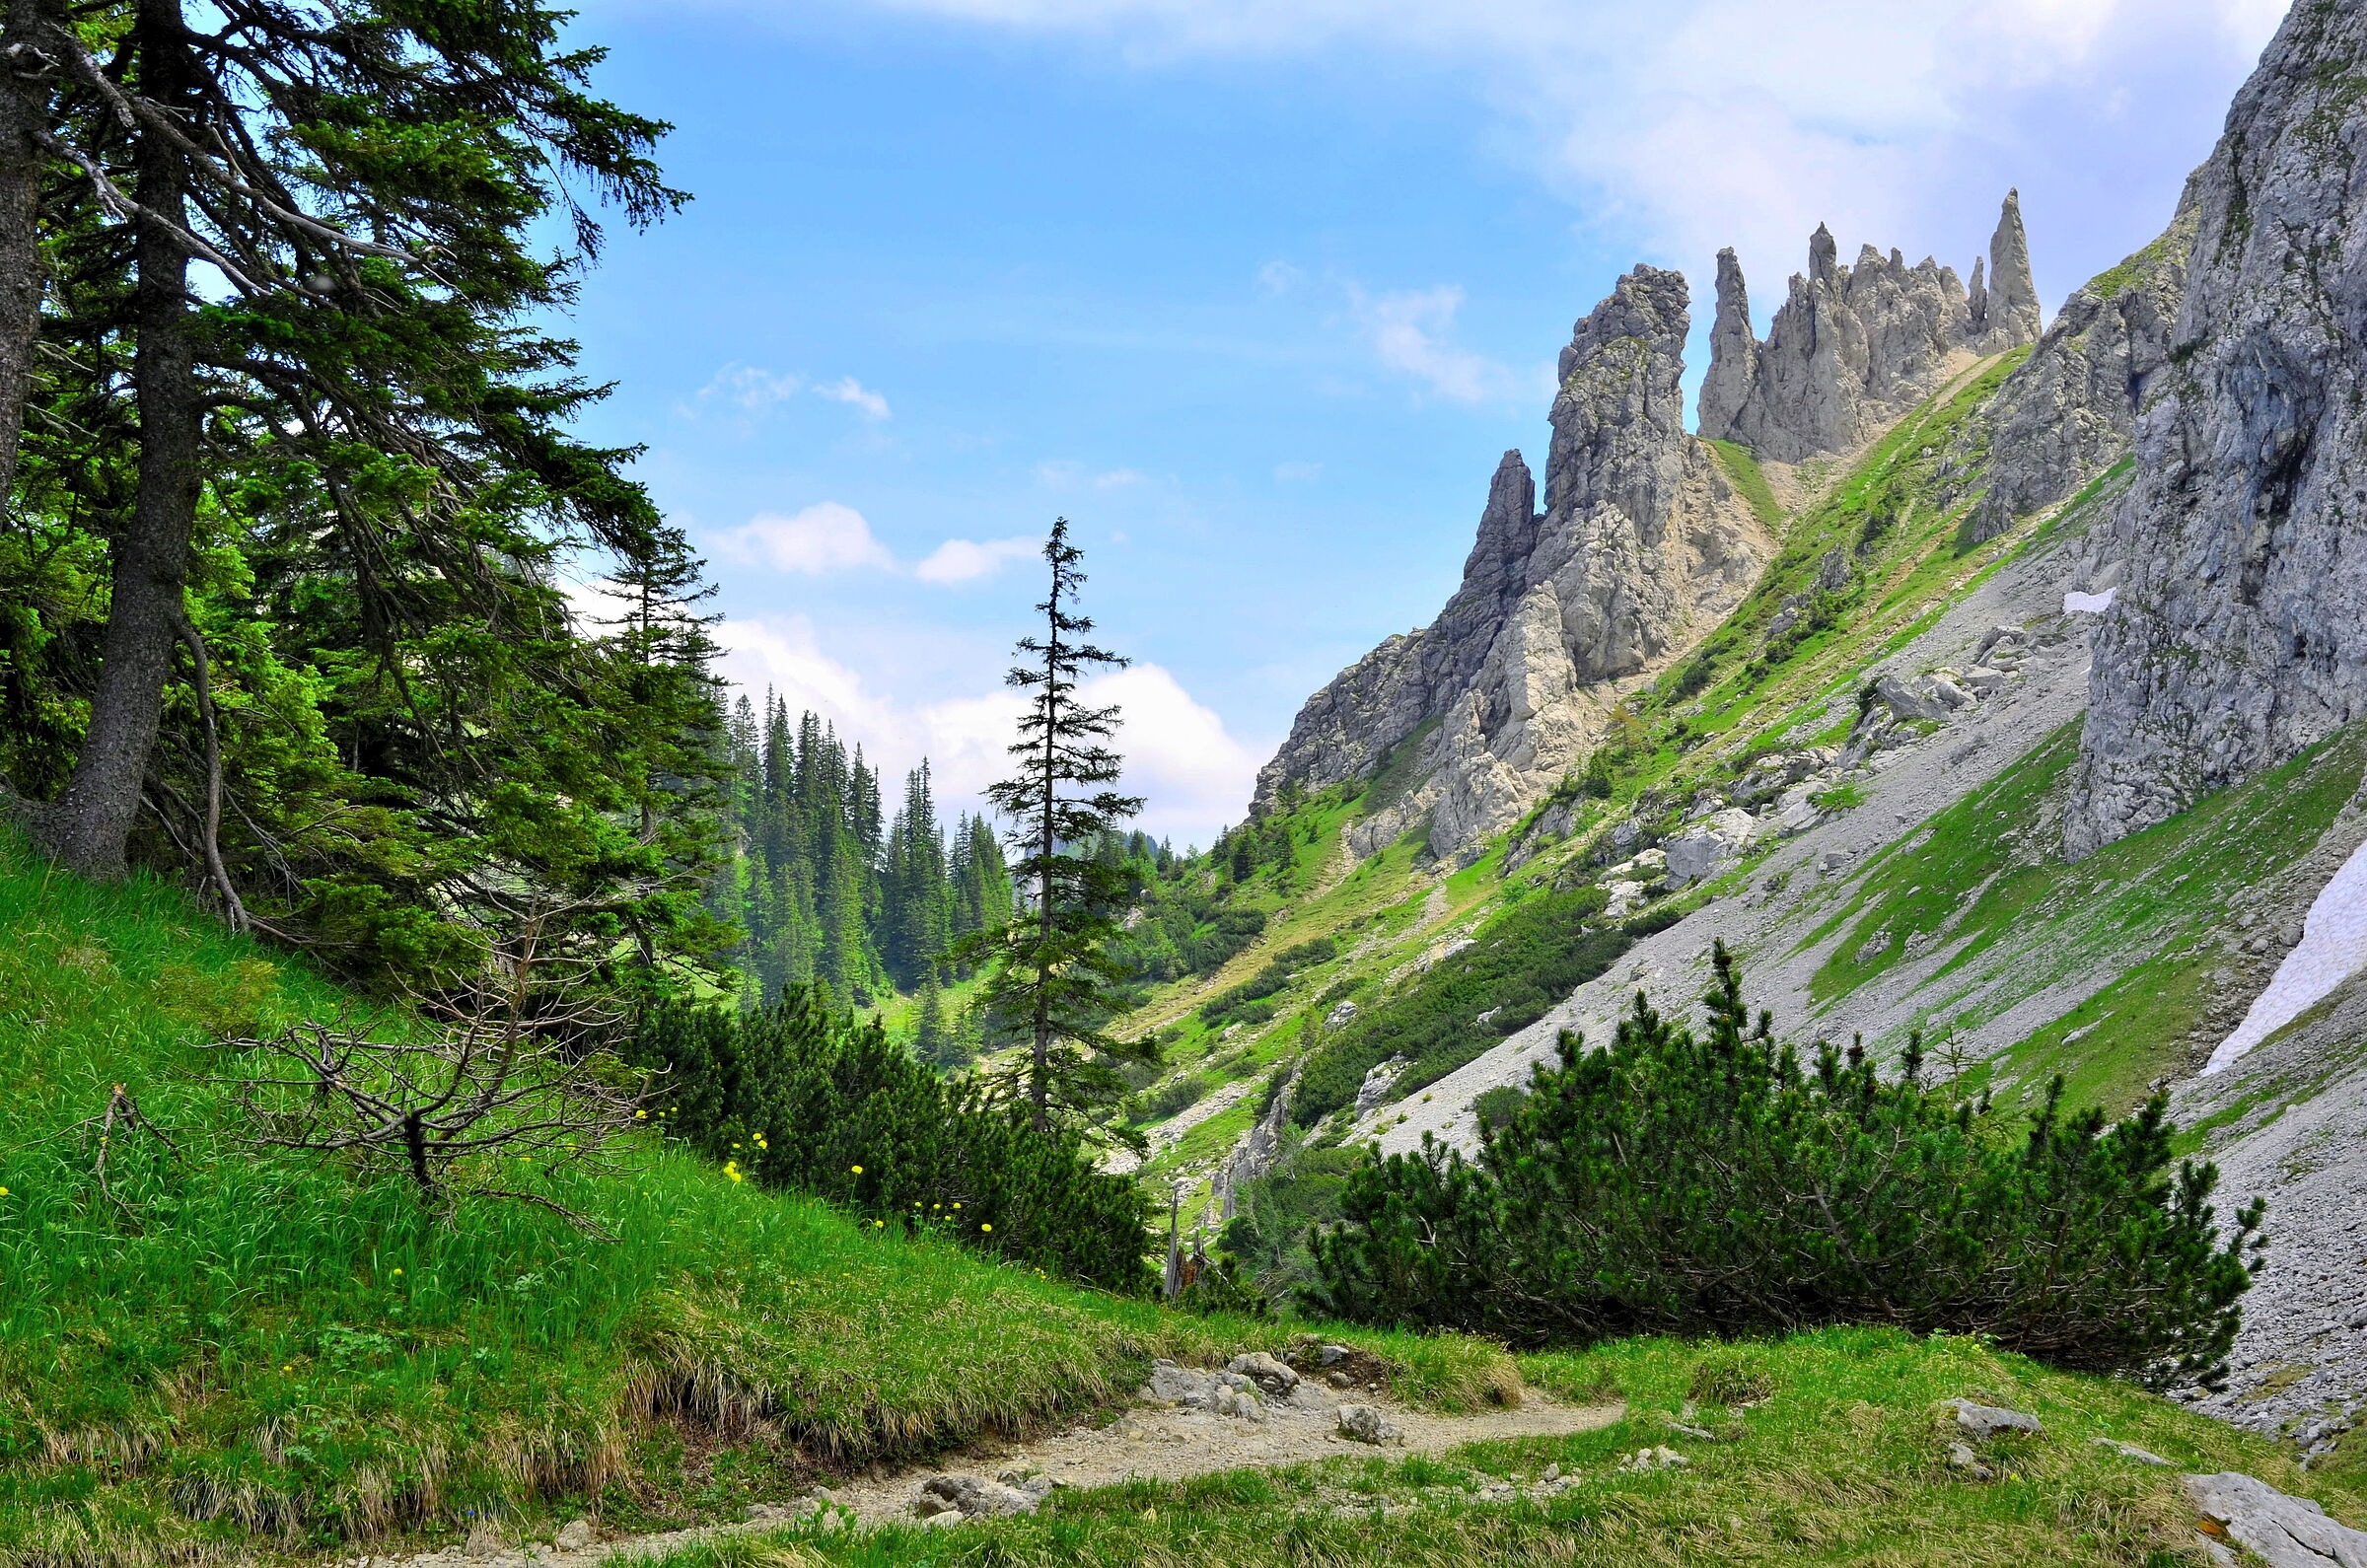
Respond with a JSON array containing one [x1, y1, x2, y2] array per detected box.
[[2066, 1, 2367, 858], [1952, 190, 2199, 544], [2185, 1472, 2367, 1567], [1258, 267, 1772, 858], [1700, 193, 2043, 463], [1213, 1063, 1298, 1221]]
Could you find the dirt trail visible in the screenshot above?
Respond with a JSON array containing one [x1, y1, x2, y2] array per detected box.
[[347, 1383, 1621, 1568]]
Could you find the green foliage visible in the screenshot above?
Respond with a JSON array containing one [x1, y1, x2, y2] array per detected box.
[[1294, 884, 1623, 1127], [1219, 1142, 1370, 1303], [704, 702, 1011, 1008], [1198, 936, 1338, 1028], [630, 991, 1156, 1292], [1470, 1085, 1526, 1131], [4, 0, 731, 993], [1171, 1252, 1272, 1318], [1310, 946, 2262, 1387]]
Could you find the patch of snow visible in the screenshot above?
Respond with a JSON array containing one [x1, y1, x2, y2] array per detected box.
[[2205, 837, 2367, 1075], [2062, 587, 2117, 614]]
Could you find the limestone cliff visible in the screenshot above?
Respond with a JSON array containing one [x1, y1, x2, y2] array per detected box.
[[1254, 266, 1772, 857], [2066, 1, 2367, 858], [1701, 194, 2043, 463]]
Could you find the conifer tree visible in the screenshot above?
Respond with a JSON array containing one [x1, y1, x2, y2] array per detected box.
[[959, 519, 1155, 1134]]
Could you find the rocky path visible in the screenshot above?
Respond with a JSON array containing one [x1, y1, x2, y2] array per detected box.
[[345, 1359, 1621, 1568]]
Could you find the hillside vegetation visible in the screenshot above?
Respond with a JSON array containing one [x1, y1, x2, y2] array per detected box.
[[0, 831, 1504, 1567]]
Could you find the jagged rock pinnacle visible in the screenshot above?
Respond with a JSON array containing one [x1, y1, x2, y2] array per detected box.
[[1692, 196, 2043, 462], [1973, 188, 2043, 349], [1697, 249, 1757, 442]]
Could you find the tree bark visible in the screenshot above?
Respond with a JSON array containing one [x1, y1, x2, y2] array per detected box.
[[0, 0, 49, 501], [38, 0, 196, 880]]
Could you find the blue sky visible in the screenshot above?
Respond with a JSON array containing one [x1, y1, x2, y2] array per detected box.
[[557, 0, 2289, 845]]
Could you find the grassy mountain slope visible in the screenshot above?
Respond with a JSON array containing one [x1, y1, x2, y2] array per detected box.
[[0, 831, 1505, 1566]]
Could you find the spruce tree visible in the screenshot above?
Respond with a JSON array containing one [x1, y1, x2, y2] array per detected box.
[[27, 0, 685, 883], [959, 519, 1154, 1134]]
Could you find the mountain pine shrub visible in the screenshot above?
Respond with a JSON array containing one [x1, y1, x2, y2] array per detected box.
[[632, 989, 1154, 1291], [1308, 945, 2261, 1388]]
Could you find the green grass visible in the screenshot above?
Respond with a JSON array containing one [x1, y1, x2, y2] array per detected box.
[[1790, 726, 2367, 1112], [1707, 438, 1787, 531], [0, 833, 1518, 1565], [669, 1327, 2367, 1567]]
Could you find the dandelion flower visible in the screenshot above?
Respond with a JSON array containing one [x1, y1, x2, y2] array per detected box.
[[850, 1164, 863, 1175], [391, 1268, 403, 1277], [980, 1222, 992, 1232], [635, 1109, 647, 1119], [874, 1220, 885, 1229], [0, 1187, 10, 1196]]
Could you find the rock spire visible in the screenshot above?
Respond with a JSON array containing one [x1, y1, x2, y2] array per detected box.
[[1696, 192, 2044, 463], [1695, 249, 1757, 445]]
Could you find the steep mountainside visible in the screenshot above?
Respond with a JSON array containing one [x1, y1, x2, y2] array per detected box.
[[1119, 0, 2367, 1472]]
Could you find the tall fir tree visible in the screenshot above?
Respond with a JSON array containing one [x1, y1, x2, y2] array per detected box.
[[958, 519, 1155, 1135]]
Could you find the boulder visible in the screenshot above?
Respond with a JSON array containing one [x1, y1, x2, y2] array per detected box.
[[1335, 1404, 1405, 1446], [1945, 1399, 2042, 1437], [1876, 676, 1950, 724], [1665, 809, 1758, 888], [552, 1522, 594, 1553], [1227, 1351, 1301, 1397], [916, 1474, 1040, 1519]]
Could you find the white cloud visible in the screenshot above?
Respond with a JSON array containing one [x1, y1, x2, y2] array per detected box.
[[713, 615, 1262, 842], [686, 363, 803, 415], [682, 366, 893, 421], [715, 502, 897, 575], [1257, 258, 1304, 295], [1036, 458, 1154, 491], [815, 375, 893, 419], [708, 506, 1041, 585], [835, 0, 2292, 325], [1348, 282, 1523, 403], [914, 535, 1040, 583]]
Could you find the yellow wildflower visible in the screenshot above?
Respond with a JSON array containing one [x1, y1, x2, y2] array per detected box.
[[980, 1223, 992, 1233], [850, 1164, 863, 1175]]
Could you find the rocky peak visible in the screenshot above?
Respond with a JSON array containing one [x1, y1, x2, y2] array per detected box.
[[2066, 0, 2367, 857], [1697, 192, 2044, 463], [1968, 189, 2043, 350], [1255, 265, 1772, 856], [1695, 249, 1757, 445]]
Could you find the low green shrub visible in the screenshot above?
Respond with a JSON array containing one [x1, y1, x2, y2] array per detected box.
[[1293, 884, 1622, 1126], [1308, 946, 2261, 1387], [632, 990, 1155, 1291]]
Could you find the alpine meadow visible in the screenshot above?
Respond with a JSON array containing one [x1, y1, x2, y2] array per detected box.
[[7, 2, 2367, 1566]]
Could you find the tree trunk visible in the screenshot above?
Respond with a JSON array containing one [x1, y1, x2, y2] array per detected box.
[[38, 0, 197, 880], [0, 0, 49, 501]]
